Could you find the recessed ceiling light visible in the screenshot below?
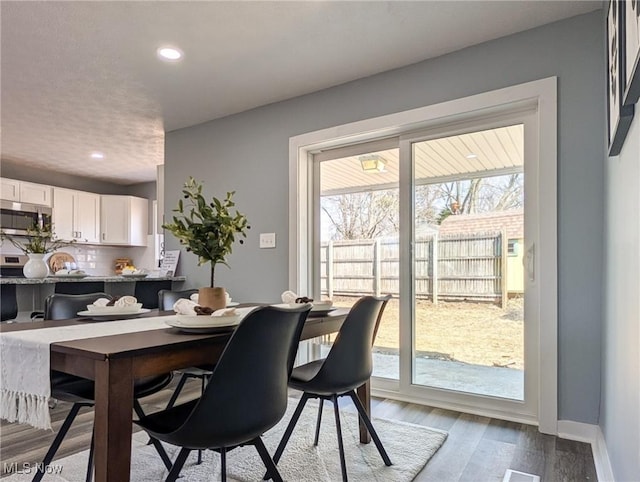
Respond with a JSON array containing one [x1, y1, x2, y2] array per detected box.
[[157, 46, 183, 61], [90, 152, 105, 160], [465, 153, 478, 159]]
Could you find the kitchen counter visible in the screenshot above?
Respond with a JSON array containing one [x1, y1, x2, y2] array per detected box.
[[0, 275, 186, 285]]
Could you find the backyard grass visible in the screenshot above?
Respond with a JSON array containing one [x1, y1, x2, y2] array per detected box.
[[332, 295, 524, 370]]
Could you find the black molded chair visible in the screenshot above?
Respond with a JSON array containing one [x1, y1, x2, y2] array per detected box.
[[33, 293, 174, 482], [270, 295, 392, 481], [43, 292, 111, 320], [135, 304, 312, 482], [158, 288, 199, 311]]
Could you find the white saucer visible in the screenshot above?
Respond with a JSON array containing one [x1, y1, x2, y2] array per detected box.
[[77, 308, 151, 320], [166, 317, 241, 333], [272, 303, 336, 315]]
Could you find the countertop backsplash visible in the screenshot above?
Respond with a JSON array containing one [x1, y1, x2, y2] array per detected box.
[[0, 236, 160, 276]]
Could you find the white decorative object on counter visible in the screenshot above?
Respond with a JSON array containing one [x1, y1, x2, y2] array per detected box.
[[23, 254, 49, 279]]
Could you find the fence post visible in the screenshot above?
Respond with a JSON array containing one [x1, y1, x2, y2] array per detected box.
[[373, 239, 381, 297], [501, 230, 508, 309], [432, 234, 438, 305], [327, 241, 334, 299]]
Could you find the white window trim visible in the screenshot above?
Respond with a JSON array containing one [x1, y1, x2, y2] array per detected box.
[[289, 77, 557, 434]]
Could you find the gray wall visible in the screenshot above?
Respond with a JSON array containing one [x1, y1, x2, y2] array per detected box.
[[602, 113, 640, 479], [165, 12, 605, 424]]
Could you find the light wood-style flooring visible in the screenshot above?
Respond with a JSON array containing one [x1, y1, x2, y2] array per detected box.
[[0, 378, 597, 481]]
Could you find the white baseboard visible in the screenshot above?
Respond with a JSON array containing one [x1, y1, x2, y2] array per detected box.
[[592, 427, 616, 482], [557, 421, 615, 482], [557, 420, 598, 443]]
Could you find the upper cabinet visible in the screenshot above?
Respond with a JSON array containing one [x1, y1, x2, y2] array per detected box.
[[0, 178, 52, 206], [52, 188, 101, 244], [100, 195, 148, 246]]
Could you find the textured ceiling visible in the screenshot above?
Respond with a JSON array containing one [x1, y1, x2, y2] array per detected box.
[[0, 1, 600, 185]]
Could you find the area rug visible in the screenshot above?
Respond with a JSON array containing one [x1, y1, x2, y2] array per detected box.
[[5, 399, 447, 481]]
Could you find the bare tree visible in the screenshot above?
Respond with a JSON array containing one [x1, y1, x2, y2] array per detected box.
[[322, 173, 524, 239], [322, 190, 398, 240]]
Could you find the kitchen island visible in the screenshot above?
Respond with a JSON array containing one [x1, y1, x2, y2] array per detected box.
[[0, 275, 185, 285], [0, 275, 187, 321]]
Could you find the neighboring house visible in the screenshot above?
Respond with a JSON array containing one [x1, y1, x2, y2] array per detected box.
[[439, 209, 524, 294]]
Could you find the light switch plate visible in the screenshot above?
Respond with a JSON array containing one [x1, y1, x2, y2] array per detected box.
[[259, 232, 276, 249]]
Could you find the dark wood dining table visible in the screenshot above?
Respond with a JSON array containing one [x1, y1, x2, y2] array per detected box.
[[0, 306, 372, 482]]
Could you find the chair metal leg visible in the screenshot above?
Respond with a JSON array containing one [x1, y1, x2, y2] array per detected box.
[[254, 437, 283, 482], [133, 400, 173, 470], [85, 426, 95, 482], [165, 373, 188, 410], [262, 393, 310, 480], [347, 391, 392, 466], [148, 437, 174, 471], [220, 447, 227, 482], [164, 447, 191, 482], [272, 393, 310, 465], [195, 374, 206, 464], [332, 395, 349, 482], [314, 398, 324, 446], [32, 403, 83, 482]]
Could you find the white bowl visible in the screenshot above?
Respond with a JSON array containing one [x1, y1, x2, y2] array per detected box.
[[87, 303, 143, 313], [176, 314, 241, 327], [286, 300, 333, 311]]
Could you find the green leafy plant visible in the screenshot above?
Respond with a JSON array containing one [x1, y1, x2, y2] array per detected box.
[[0, 222, 75, 254], [162, 177, 250, 287]]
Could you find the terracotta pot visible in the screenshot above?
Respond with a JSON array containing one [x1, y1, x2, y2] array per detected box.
[[198, 287, 227, 310]]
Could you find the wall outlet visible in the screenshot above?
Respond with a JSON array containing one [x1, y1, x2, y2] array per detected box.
[[259, 232, 276, 249]]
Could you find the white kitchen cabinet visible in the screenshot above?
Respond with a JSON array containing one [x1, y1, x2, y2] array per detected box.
[[52, 187, 101, 243], [100, 195, 148, 246], [0, 178, 20, 201], [0, 178, 52, 206]]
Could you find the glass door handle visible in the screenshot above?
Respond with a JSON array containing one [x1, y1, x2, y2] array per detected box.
[[523, 243, 535, 282]]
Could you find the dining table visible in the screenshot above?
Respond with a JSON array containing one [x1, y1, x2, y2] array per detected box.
[[0, 305, 373, 482]]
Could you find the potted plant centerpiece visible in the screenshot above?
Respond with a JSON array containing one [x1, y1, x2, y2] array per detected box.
[[163, 177, 250, 310], [0, 223, 75, 278]]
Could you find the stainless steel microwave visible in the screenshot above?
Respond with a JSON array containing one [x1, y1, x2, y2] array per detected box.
[[0, 200, 52, 235]]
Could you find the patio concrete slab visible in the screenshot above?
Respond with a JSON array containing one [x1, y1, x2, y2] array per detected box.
[[372, 352, 524, 400]]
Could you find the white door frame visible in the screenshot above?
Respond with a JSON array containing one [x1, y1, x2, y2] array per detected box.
[[289, 77, 557, 434]]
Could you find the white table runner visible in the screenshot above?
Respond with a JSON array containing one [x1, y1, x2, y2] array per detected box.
[[0, 315, 180, 430]]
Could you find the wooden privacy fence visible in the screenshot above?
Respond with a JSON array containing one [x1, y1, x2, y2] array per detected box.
[[320, 231, 508, 307]]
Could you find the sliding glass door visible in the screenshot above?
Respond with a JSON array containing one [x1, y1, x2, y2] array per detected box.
[[311, 110, 540, 422]]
